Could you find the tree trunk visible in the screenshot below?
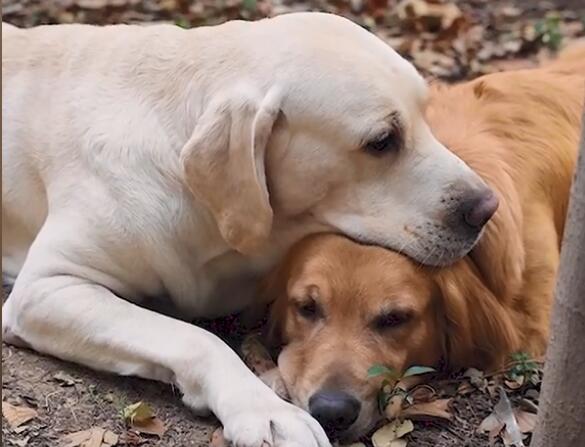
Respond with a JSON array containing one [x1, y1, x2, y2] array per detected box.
[[531, 108, 585, 447]]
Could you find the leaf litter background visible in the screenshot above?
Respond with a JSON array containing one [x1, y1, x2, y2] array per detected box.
[[2, 1, 585, 446]]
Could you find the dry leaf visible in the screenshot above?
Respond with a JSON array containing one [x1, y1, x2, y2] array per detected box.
[[494, 389, 524, 446], [372, 419, 414, 447], [478, 390, 525, 447], [53, 371, 77, 387], [86, 428, 107, 447], [11, 437, 30, 447], [123, 402, 154, 425], [130, 417, 166, 437], [408, 385, 436, 404], [103, 430, 119, 446], [514, 409, 537, 434], [63, 427, 118, 447], [401, 398, 452, 421], [2, 402, 38, 429], [478, 412, 505, 445], [64, 429, 93, 447]]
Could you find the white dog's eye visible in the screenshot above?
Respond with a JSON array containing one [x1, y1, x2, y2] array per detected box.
[[364, 126, 402, 156]]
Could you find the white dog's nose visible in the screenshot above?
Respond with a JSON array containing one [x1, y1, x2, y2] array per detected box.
[[461, 189, 499, 229]]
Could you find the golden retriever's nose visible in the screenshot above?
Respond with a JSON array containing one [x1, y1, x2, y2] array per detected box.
[[308, 390, 361, 436], [462, 189, 499, 229]]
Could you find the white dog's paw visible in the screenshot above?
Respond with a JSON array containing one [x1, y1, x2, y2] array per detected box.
[[222, 399, 330, 447]]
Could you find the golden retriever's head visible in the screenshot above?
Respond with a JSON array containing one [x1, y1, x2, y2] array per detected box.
[[265, 234, 519, 441], [180, 13, 496, 266]]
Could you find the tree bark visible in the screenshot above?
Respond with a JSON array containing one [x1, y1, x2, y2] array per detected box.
[[531, 108, 585, 447]]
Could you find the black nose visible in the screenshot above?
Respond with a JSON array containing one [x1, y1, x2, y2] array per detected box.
[[461, 189, 499, 229], [308, 391, 361, 435]]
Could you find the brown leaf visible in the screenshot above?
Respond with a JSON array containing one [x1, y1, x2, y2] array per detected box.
[[504, 375, 524, 390], [478, 413, 505, 444], [86, 428, 107, 447], [2, 402, 38, 429], [401, 398, 452, 421], [63, 427, 118, 447], [372, 419, 414, 447], [130, 417, 166, 437], [103, 430, 119, 446], [408, 385, 436, 404], [63, 429, 93, 447], [53, 371, 77, 387], [514, 409, 537, 434]]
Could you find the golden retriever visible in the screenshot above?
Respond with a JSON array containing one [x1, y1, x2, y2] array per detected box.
[[264, 46, 585, 441]]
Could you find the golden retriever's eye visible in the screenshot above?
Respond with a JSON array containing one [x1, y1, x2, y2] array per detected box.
[[364, 125, 402, 156], [296, 299, 322, 321], [372, 310, 412, 331]]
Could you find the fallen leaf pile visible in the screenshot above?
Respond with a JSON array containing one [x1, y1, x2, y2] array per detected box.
[[477, 388, 538, 447], [3, 0, 584, 81], [63, 427, 119, 447]]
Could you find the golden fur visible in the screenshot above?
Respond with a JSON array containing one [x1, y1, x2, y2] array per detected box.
[[263, 46, 585, 440]]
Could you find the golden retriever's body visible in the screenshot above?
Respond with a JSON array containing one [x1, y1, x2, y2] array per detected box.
[[426, 52, 585, 357], [265, 48, 585, 440]]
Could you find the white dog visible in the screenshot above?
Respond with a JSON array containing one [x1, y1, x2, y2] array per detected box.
[[2, 13, 497, 446]]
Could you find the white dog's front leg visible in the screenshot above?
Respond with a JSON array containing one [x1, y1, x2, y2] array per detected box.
[[2, 260, 329, 447]]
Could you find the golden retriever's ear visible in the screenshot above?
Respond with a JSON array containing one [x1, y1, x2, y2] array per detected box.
[[180, 86, 283, 254], [433, 260, 520, 370]]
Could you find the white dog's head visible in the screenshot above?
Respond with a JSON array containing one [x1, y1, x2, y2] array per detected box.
[[181, 13, 497, 266]]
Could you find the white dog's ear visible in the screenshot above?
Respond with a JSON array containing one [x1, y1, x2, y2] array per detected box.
[[181, 87, 283, 254]]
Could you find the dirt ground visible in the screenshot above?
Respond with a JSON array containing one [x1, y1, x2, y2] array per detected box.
[[2, 0, 583, 446]]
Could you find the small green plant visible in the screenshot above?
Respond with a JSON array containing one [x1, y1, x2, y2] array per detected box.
[[507, 351, 540, 387], [534, 15, 563, 51], [174, 18, 191, 29], [242, 0, 257, 12], [368, 364, 436, 412]]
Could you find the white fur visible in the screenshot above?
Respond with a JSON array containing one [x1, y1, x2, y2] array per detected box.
[[2, 14, 488, 446]]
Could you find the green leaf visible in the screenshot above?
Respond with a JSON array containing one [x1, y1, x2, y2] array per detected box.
[[242, 0, 257, 11], [511, 352, 529, 362], [123, 401, 154, 425], [174, 18, 190, 29], [368, 364, 395, 378], [403, 366, 436, 378]]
